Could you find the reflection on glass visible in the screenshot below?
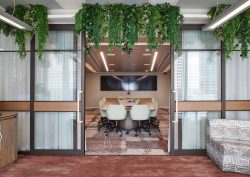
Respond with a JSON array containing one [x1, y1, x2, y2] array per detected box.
[[181, 112, 220, 149], [35, 112, 75, 149], [0, 53, 30, 100], [35, 52, 78, 101], [174, 51, 221, 101], [182, 30, 220, 49], [226, 52, 250, 100]]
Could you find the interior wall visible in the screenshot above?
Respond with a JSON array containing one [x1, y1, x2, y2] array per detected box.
[[85, 72, 171, 108]]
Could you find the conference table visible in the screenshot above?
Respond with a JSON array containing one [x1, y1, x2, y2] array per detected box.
[[102, 98, 155, 129]]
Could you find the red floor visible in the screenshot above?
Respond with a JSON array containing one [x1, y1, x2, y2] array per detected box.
[[0, 155, 248, 177]]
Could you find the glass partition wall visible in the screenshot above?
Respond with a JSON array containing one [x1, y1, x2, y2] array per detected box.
[[1, 24, 249, 155], [0, 25, 85, 155], [170, 26, 222, 155]]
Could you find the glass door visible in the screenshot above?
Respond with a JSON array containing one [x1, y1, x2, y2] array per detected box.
[[31, 25, 85, 155], [170, 27, 222, 155]]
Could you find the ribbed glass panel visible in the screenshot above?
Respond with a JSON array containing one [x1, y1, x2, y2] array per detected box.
[[0, 52, 30, 100], [226, 51, 250, 100], [17, 112, 30, 151], [182, 30, 220, 49], [175, 51, 221, 101], [35, 52, 78, 101], [226, 111, 250, 121], [35, 112, 75, 149], [36, 31, 74, 50], [181, 112, 221, 149]]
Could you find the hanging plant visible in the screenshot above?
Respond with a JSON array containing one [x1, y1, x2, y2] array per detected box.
[[107, 4, 123, 50], [75, 3, 183, 52], [208, 5, 250, 58], [0, 4, 48, 60], [27, 5, 49, 59]]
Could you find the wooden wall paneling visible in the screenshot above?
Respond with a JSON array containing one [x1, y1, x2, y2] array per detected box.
[[226, 101, 250, 111], [0, 102, 30, 111], [34, 102, 77, 112], [178, 102, 222, 111]]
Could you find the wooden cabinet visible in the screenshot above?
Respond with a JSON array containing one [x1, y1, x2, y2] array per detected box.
[[0, 113, 18, 169]]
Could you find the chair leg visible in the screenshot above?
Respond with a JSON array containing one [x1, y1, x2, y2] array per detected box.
[[106, 121, 124, 137]]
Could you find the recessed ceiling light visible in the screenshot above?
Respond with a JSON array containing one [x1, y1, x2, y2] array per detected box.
[[133, 64, 136, 66], [48, 14, 74, 18], [150, 52, 158, 71], [144, 70, 149, 72], [100, 52, 109, 72], [142, 53, 152, 56], [183, 14, 208, 18], [106, 53, 116, 56], [144, 64, 150, 66], [109, 63, 116, 66]]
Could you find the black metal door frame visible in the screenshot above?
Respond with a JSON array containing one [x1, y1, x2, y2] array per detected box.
[[169, 24, 224, 156], [30, 25, 85, 155]]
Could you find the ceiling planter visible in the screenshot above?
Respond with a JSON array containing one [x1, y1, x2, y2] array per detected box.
[[0, 5, 48, 60], [207, 1, 250, 59], [75, 3, 183, 52]]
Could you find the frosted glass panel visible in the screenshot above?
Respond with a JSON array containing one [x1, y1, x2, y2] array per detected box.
[[181, 112, 220, 149], [182, 30, 220, 49], [38, 31, 74, 50], [175, 51, 221, 101], [0, 33, 30, 50], [226, 111, 250, 121], [17, 112, 30, 151], [35, 112, 75, 149], [35, 52, 77, 101], [0, 53, 30, 100], [226, 52, 250, 100]]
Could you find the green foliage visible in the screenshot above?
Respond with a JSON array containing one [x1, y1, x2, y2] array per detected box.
[[75, 3, 183, 52], [208, 5, 250, 59], [107, 4, 123, 50], [26, 5, 49, 59], [0, 4, 48, 60]]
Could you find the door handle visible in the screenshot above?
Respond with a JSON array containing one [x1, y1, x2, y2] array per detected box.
[[77, 91, 83, 124], [172, 90, 178, 123]]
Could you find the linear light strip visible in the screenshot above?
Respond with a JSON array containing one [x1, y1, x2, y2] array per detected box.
[[0, 10, 32, 31], [48, 14, 74, 18], [150, 52, 158, 72], [100, 52, 109, 72], [203, 0, 250, 31]]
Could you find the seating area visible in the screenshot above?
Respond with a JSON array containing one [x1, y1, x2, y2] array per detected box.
[[207, 119, 250, 175], [98, 97, 161, 137]]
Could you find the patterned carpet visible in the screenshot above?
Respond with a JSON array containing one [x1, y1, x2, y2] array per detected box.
[[85, 108, 169, 155]]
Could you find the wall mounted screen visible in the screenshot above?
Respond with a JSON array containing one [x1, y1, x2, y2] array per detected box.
[[101, 75, 157, 91]]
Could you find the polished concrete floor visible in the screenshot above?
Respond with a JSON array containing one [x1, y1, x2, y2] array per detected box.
[[0, 155, 248, 177], [85, 108, 169, 155]]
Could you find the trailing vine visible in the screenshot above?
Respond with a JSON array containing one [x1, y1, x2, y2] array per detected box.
[[75, 3, 183, 52], [0, 4, 48, 60], [208, 5, 250, 58]]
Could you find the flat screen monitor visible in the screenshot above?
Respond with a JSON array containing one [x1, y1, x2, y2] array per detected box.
[[100, 75, 157, 91]]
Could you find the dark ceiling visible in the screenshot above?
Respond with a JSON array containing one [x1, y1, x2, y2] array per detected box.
[[86, 42, 170, 73]]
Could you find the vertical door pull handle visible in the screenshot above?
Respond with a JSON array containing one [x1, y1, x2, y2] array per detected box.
[[172, 90, 179, 123], [77, 91, 83, 124]]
